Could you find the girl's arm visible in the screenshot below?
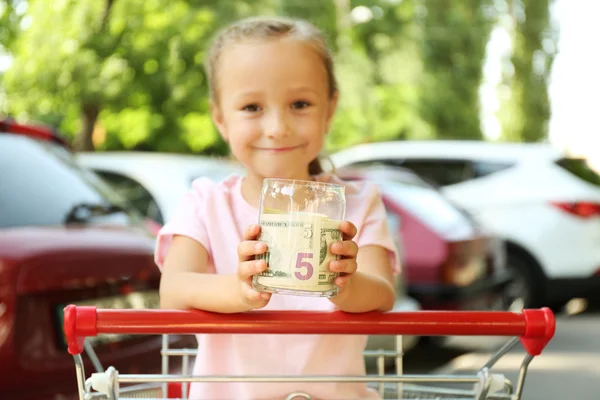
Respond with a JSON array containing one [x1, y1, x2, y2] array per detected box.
[[329, 244, 396, 313], [159, 235, 245, 313], [159, 226, 271, 313]]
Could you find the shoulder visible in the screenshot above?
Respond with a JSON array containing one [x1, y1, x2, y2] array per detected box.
[[189, 173, 243, 200], [163, 173, 243, 223]]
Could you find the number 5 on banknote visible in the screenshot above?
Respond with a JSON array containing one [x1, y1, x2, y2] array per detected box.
[[294, 252, 314, 281]]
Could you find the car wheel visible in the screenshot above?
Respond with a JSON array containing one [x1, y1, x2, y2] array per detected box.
[[504, 252, 543, 310], [547, 299, 569, 313]]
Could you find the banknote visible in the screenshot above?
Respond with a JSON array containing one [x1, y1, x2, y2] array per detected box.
[[318, 218, 343, 286], [254, 212, 342, 292]]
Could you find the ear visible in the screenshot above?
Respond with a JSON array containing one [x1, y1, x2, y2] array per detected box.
[[325, 91, 339, 132], [210, 100, 227, 141]]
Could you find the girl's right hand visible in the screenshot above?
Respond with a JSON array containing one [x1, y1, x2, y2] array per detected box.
[[236, 224, 272, 310]]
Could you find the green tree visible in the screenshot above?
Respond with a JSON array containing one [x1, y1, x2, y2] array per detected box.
[[2, 0, 558, 153], [2, 0, 273, 153], [418, 0, 496, 140], [499, 0, 558, 142], [348, 0, 430, 142], [0, 0, 24, 50], [0, 0, 26, 116]]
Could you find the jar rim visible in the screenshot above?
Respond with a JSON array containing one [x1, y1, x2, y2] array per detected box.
[[262, 178, 344, 189]]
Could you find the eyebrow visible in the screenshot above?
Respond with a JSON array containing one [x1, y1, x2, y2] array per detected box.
[[288, 86, 320, 95], [232, 86, 320, 101], [233, 91, 262, 100]]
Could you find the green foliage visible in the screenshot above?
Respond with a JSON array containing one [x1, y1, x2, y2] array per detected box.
[[342, 0, 431, 142], [0, 0, 23, 50], [499, 0, 558, 142], [0, 0, 557, 154], [2, 0, 275, 152], [418, 0, 496, 140]]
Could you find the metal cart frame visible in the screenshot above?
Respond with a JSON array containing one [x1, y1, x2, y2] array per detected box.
[[63, 306, 555, 400]]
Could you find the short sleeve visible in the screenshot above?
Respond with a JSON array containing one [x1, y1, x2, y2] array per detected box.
[[352, 183, 401, 275], [154, 183, 211, 271]]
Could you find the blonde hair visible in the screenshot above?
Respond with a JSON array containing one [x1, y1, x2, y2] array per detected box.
[[205, 16, 338, 175], [205, 16, 338, 101]]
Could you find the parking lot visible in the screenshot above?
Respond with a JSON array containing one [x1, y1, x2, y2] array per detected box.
[[402, 302, 600, 399]]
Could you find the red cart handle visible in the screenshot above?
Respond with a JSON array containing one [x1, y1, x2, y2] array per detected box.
[[63, 306, 554, 357]]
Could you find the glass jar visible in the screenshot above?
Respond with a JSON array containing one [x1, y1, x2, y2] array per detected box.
[[252, 178, 346, 298]]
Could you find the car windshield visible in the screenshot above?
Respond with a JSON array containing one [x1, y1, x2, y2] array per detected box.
[[379, 180, 476, 238], [0, 134, 140, 228]]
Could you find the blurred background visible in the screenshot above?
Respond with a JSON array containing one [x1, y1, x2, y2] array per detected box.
[[2, 0, 596, 156], [1, 0, 599, 399]]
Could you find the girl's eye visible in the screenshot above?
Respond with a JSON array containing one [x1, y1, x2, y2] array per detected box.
[[242, 104, 261, 112], [291, 101, 311, 110]]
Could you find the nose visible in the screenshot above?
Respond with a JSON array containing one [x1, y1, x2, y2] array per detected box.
[[263, 109, 290, 139]]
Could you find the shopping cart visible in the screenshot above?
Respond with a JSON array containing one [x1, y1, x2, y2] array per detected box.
[[63, 305, 555, 400]]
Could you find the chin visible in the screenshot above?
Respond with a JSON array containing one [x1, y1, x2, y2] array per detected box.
[[258, 167, 308, 181]]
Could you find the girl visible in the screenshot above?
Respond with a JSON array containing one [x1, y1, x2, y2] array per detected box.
[[155, 16, 399, 400]]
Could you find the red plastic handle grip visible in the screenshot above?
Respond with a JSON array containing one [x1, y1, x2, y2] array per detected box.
[[63, 306, 555, 357]]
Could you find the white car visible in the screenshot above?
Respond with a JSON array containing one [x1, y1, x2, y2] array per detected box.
[[75, 152, 243, 226], [331, 140, 600, 310], [76, 151, 421, 355]]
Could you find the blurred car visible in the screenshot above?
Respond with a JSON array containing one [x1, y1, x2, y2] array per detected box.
[[337, 166, 512, 312], [75, 152, 243, 226], [76, 151, 422, 354], [332, 140, 600, 310], [0, 120, 172, 399]]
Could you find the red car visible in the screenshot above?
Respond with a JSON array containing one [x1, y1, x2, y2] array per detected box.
[[338, 166, 512, 311], [0, 120, 169, 399]]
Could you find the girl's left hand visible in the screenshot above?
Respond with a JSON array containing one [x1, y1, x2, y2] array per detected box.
[[329, 221, 359, 291]]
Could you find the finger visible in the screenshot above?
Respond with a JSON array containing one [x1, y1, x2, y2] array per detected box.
[[238, 259, 268, 280], [340, 221, 357, 240], [331, 240, 358, 258], [241, 281, 272, 303], [240, 280, 263, 302], [237, 240, 268, 261], [329, 259, 357, 275], [334, 274, 351, 289], [259, 291, 272, 301], [243, 224, 262, 241]]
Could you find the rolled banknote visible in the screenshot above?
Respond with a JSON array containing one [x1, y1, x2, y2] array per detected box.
[[253, 211, 342, 296]]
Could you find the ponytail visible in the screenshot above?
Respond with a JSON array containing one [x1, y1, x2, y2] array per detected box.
[[308, 157, 324, 175]]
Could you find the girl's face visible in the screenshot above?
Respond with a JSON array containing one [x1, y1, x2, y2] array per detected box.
[[211, 37, 337, 181]]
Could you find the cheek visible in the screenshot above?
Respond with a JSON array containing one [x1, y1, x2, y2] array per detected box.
[[310, 135, 326, 156], [223, 111, 257, 134], [295, 114, 327, 142], [223, 118, 260, 152]]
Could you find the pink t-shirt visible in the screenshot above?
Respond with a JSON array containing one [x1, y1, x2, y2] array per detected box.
[[155, 173, 399, 400]]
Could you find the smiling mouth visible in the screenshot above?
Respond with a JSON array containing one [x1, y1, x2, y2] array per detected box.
[[255, 144, 304, 153]]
